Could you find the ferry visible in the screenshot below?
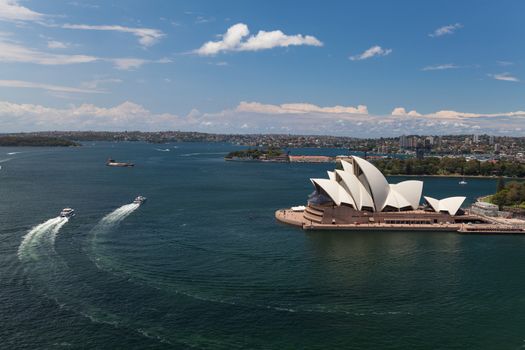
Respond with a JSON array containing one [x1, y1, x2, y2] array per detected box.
[[60, 208, 75, 218], [106, 158, 134, 167], [133, 196, 147, 205]]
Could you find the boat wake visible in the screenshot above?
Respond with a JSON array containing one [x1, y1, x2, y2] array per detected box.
[[99, 203, 140, 226], [154, 148, 170, 152], [89, 203, 140, 270], [18, 217, 68, 261]]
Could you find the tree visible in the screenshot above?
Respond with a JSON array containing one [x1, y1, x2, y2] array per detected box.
[[497, 177, 505, 192]]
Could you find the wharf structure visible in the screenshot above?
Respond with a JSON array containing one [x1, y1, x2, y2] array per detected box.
[[275, 156, 525, 234]]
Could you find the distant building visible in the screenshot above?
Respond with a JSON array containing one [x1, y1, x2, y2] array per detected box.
[[399, 135, 408, 148], [489, 135, 495, 145], [494, 143, 501, 152], [416, 147, 425, 160], [473, 134, 480, 143]]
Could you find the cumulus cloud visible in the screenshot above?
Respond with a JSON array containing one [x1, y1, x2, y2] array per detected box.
[[195, 23, 322, 55], [0, 0, 44, 22], [0, 79, 104, 94], [2, 99, 525, 136], [391, 107, 421, 117], [421, 63, 459, 71], [429, 23, 463, 37], [349, 45, 392, 61], [62, 24, 165, 47], [489, 72, 519, 82]]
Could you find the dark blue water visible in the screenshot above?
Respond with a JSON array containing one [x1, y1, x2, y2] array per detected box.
[[1, 142, 524, 349]]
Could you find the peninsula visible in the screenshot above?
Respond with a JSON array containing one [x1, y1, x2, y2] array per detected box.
[[0, 136, 79, 147]]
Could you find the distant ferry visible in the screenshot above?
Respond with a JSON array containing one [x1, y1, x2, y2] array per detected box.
[[60, 208, 75, 218], [106, 158, 134, 167], [133, 196, 147, 205]]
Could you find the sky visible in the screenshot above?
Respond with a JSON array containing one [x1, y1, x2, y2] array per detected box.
[[0, 0, 524, 136]]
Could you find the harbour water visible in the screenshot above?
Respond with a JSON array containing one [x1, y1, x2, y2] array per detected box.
[[1, 142, 525, 349]]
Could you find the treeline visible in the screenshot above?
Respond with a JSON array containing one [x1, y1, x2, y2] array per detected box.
[[225, 147, 284, 159], [372, 157, 525, 177], [492, 181, 525, 209], [0, 136, 79, 147]]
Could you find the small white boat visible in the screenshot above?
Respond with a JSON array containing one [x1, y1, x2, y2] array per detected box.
[[60, 208, 75, 218], [133, 196, 147, 205], [459, 179, 468, 185]]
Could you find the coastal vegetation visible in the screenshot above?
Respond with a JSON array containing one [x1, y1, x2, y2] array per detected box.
[[225, 147, 287, 161], [490, 180, 525, 209], [0, 136, 79, 147], [372, 157, 525, 178]]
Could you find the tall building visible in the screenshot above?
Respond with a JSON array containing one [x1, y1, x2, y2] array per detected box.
[[473, 134, 479, 143], [489, 135, 495, 145], [399, 135, 408, 149]]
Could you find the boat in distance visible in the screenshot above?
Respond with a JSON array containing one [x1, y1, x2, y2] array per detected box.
[[106, 158, 134, 167], [133, 196, 147, 205], [60, 208, 75, 218]]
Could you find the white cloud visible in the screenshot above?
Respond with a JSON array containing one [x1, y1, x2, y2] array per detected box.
[[80, 78, 122, 89], [0, 101, 190, 131], [421, 63, 459, 71], [0, 40, 169, 70], [236, 101, 368, 115], [0, 0, 44, 22], [0, 80, 105, 94], [429, 23, 463, 37], [0, 40, 98, 65], [391, 107, 421, 117], [497, 61, 514, 66], [47, 40, 69, 49], [62, 24, 165, 47], [195, 23, 322, 55], [109, 57, 171, 70], [1, 99, 525, 136], [489, 72, 519, 82], [0, 79, 104, 94], [349, 45, 392, 61]]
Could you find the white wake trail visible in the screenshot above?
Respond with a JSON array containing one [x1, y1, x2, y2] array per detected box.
[[18, 217, 68, 261], [100, 203, 140, 226]]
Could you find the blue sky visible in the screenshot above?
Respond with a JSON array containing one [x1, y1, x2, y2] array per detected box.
[[0, 0, 524, 136]]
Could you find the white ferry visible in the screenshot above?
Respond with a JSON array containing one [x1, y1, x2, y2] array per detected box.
[[60, 208, 75, 218], [133, 196, 147, 205]]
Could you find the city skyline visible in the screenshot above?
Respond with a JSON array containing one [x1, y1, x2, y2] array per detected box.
[[0, 0, 524, 136]]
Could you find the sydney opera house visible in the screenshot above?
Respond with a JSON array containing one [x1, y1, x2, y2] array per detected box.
[[275, 156, 484, 230]]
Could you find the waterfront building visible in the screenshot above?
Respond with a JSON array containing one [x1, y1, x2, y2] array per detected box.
[[275, 156, 524, 233]]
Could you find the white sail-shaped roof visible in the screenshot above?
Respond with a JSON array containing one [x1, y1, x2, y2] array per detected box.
[[309, 156, 426, 213], [352, 156, 390, 212], [335, 169, 374, 210], [311, 179, 356, 208], [424, 196, 466, 215], [340, 160, 353, 173], [382, 186, 412, 210], [390, 180, 423, 210]]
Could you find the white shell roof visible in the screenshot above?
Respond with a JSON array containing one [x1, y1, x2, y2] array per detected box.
[[352, 156, 390, 211], [335, 169, 374, 210], [390, 180, 423, 210], [311, 178, 356, 208], [309, 156, 428, 212], [424, 196, 466, 215]]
